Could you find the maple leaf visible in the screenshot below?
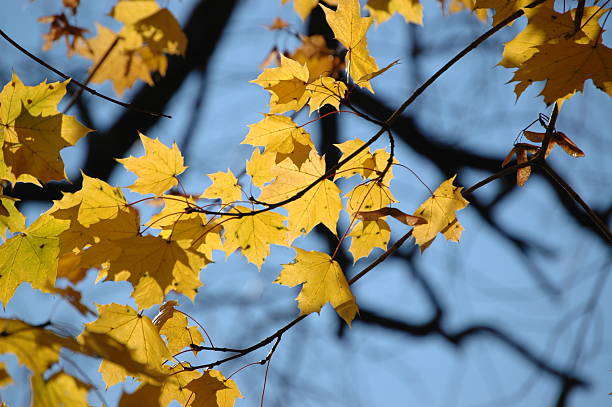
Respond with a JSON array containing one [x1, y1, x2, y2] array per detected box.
[[276, 248, 358, 325], [111, 1, 188, 55], [511, 39, 612, 104], [356, 207, 427, 225], [346, 182, 397, 214], [0, 73, 92, 184], [348, 219, 391, 262], [412, 175, 469, 251], [82, 303, 171, 387], [55, 174, 130, 227], [474, 0, 533, 26], [366, 0, 423, 25], [0, 195, 25, 237], [160, 215, 223, 260], [106, 234, 207, 310], [305, 76, 347, 114], [499, 2, 603, 69], [290, 35, 343, 82], [0, 318, 80, 373], [282, 0, 320, 20], [259, 150, 343, 242], [31, 371, 91, 407], [201, 170, 243, 204], [246, 149, 276, 187], [334, 139, 377, 180], [251, 55, 310, 114], [0, 215, 69, 306], [187, 369, 242, 407], [522, 130, 585, 158], [76, 24, 167, 95], [222, 206, 288, 269], [160, 365, 202, 406], [38, 13, 88, 53], [322, 0, 380, 92], [118, 383, 161, 407], [153, 301, 204, 354], [243, 114, 314, 157], [501, 142, 539, 186], [117, 133, 187, 196]]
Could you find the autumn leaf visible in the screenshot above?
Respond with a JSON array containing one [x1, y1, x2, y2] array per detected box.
[[499, 2, 603, 68], [276, 248, 358, 325], [38, 13, 88, 53], [0, 319, 79, 373], [0, 215, 69, 306], [290, 35, 342, 82], [348, 219, 391, 262], [201, 169, 243, 205], [106, 235, 207, 310], [31, 371, 91, 407], [0, 196, 26, 237], [77, 24, 167, 95], [118, 384, 161, 407], [259, 150, 342, 242], [282, 0, 319, 20], [251, 54, 310, 114], [222, 206, 288, 269], [246, 149, 276, 187], [117, 133, 187, 196], [153, 301, 204, 354], [346, 182, 396, 214], [366, 0, 423, 25], [322, 0, 380, 92], [412, 175, 469, 251], [243, 114, 314, 157], [0, 73, 92, 184], [356, 207, 426, 225], [511, 39, 612, 104], [305, 77, 347, 114], [334, 139, 377, 180], [82, 303, 171, 387], [160, 365, 202, 406], [187, 369, 242, 407]]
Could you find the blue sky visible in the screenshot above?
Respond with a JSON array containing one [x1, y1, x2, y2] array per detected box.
[[0, 0, 611, 406]]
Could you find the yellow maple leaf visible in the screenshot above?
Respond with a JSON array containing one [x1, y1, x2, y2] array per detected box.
[[187, 369, 243, 407], [0, 195, 26, 237], [117, 383, 161, 407], [0, 215, 70, 306], [289, 35, 341, 82], [201, 169, 243, 205], [412, 175, 469, 251], [222, 206, 288, 269], [346, 182, 396, 214], [259, 150, 342, 242], [334, 138, 377, 180], [348, 219, 391, 262], [282, 0, 320, 20], [0, 318, 80, 373], [146, 194, 200, 229], [111, 1, 187, 55], [82, 303, 171, 387], [276, 248, 358, 325], [474, 0, 533, 26], [321, 0, 380, 92], [512, 39, 612, 105], [55, 174, 130, 227], [31, 371, 90, 407], [118, 133, 187, 196], [0, 73, 92, 184], [366, 0, 423, 25], [251, 55, 310, 113], [246, 149, 276, 187], [153, 301, 204, 354], [242, 114, 314, 156], [77, 24, 167, 95], [305, 76, 347, 114], [499, 2, 603, 68], [106, 235, 207, 310], [160, 364, 202, 406]]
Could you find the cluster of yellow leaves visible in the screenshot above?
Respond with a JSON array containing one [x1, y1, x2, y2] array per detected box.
[[476, 0, 612, 105], [74, 0, 187, 95]]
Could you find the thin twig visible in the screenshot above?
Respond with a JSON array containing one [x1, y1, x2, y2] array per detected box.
[[0, 28, 171, 118]]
